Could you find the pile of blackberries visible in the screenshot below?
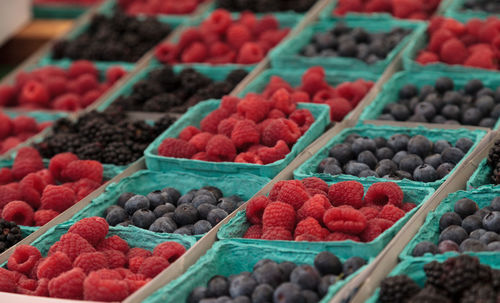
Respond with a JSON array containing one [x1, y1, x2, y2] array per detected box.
[[463, 0, 500, 13], [215, 0, 317, 12], [35, 110, 176, 165], [317, 133, 473, 182], [52, 12, 171, 62], [109, 66, 248, 113], [187, 251, 366, 303], [379, 77, 500, 127], [488, 139, 500, 185], [301, 23, 411, 64], [0, 219, 22, 253], [106, 186, 243, 235]]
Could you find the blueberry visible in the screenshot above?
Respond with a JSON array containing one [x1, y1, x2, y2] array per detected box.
[[427, 95, 444, 111], [479, 118, 496, 128], [392, 151, 408, 165], [461, 108, 483, 125], [442, 91, 463, 105], [459, 238, 487, 252], [419, 85, 435, 100], [163, 212, 175, 220], [461, 215, 483, 233], [470, 228, 487, 240], [475, 209, 490, 219], [229, 275, 257, 298], [483, 211, 500, 233], [436, 162, 454, 179], [318, 275, 338, 297], [439, 212, 462, 231], [324, 163, 343, 175], [252, 262, 283, 287], [173, 204, 199, 226], [149, 216, 177, 233], [313, 32, 337, 51], [479, 231, 500, 245], [424, 154, 442, 169], [390, 104, 411, 121], [454, 198, 479, 218], [317, 157, 339, 173], [154, 203, 175, 217], [491, 104, 500, 119], [435, 77, 454, 94], [395, 170, 413, 180], [376, 147, 394, 160], [412, 241, 438, 257], [433, 140, 452, 154], [192, 194, 217, 209], [338, 39, 358, 57], [439, 225, 468, 244], [495, 87, 500, 103], [379, 114, 395, 121], [161, 187, 181, 204], [343, 257, 366, 277], [359, 170, 379, 178], [207, 209, 228, 226], [174, 226, 193, 235], [290, 265, 321, 291], [375, 159, 398, 177], [352, 138, 377, 155], [464, 79, 484, 95], [178, 192, 195, 205], [441, 105, 460, 120], [147, 190, 169, 209], [199, 299, 217, 303], [344, 161, 370, 176], [302, 44, 317, 57], [253, 259, 274, 271], [104, 205, 122, 217], [106, 207, 129, 226], [399, 154, 423, 174], [399, 84, 418, 99], [201, 186, 223, 200], [476, 96, 495, 115], [207, 276, 229, 297], [132, 209, 156, 229], [432, 115, 447, 124], [301, 290, 319, 303], [215, 296, 232, 303], [438, 240, 460, 253], [188, 286, 207, 303], [345, 134, 361, 144], [217, 200, 236, 214], [477, 87, 494, 97], [408, 114, 427, 122], [251, 284, 273, 303], [441, 147, 465, 165], [455, 138, 474, 153], [125, 195, 150, 215], [357, 151, 378, 169], [407, 135, 433, 158], [228, 272, 252, 284], [488, 241, 500, 251], [387, 134, 409, 152], [413, 164, 438, 182], [116, 192, 135, 208], [490, 197, 500, 211], [414, 102, 436, 120], [273, 283, 305, 303], [329, 143, 353, 164]]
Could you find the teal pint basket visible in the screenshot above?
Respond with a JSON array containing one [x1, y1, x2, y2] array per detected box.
[[444, 0, 500, 22], [217, 182, 434, 260], [269, 16, 426, 75], [143, 240, 371, 303], [400, 187, 500, 261], [33, 2, 92, 19], [467, 158, 497, 190], [3, 110, 68, 124], [293, 125, 486, 189], [70, 169, 270, 242], [144, 99, 330, 178]]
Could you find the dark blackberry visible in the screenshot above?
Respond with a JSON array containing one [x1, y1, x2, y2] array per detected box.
[[153, 115, 177, 136], [459, 283, 496, 303], [225, 69, 248, 85], [423, 261, 445, 289], [132, 80, 164, 102], [408, 286, 451, 303], [76, 142, 103, 161], [441, 255, 480, 295], [143, 94, 182, 112], [51, 40, 68, 59], [379, 275, 421, 303], [148, 66, 178, 90], [101, 142, 134, 165], [179, 68, 212, 92], [491, 269, 500, 288], [0, 219, 23, 253]]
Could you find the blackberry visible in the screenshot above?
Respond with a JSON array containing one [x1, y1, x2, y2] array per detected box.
[[226, 69, 249, 85], [379, 275, 421, 303], [408, 286, 451, 303], [423, 261, 445, 289], [0, 219, 23, 253], [460, 283, 496, 303], [76, 142, 103, 161], [144, 94, 182, 112], [441, 255, 480, 295]]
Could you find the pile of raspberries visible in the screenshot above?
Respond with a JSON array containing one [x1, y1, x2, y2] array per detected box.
[[117, 0, 206, 15], [0, 148, 104, 227], [258, 67, 374, 121], [416, 17, 500, 70], [154, 9, 290, 65], [333, 0, 442, 20], [243, 178, 416, 242], [158, 90, 316, 164], [0, 61, 126, 111], [0, 113, 52, 154], [0, 217, 186, 301]]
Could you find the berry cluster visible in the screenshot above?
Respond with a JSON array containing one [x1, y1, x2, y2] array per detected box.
[[106, 186, 243, 235], [215, 0, 317, 13], [380, 77, 500, 127], [117, 0, 205, 15], [0, 219, 22, 253], [318, 133, 472, 182], [301, 23, 411, 64], [488, 139, 500, 185], [154, 9, 290, 65], [412, 197, 500, 256], [379, 255, 500, 303], [416, 17, 500, 70], [0, 147, 103, 227], [52, 12, 171, 62], [259, 67, 374, 122], [0, 61, 126, 111], [463, 0, 500, 13], [188, 251, 365, 303], [109, 66, 248, 113], [243, 179, 416, 242], [158, 91, 315, 164], [0, 217, 186, 301], [0, 113, 52, 154], [333, 0, 442, 20], [36, 110, 176, 165]]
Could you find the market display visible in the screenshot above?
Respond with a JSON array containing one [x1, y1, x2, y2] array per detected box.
[[332, 0, 443, 19], [0, 113, 52, 154]]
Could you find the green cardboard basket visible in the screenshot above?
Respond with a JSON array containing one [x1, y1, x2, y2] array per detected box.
[[444, 0, 500, 22], [33, 2, 91, 19], [467, 158, 497, 190]]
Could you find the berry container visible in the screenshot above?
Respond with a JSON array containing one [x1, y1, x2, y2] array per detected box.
[[444, 0, 500, 22], [33, 0, 96, 19], [467, 158, 495, 190], [293, 125, 486, 189], [400, 187, 500, 261], [217, 181, 434, 259], [142, 240, 371, 303], [269, 16, 426, 75], [70, 169, 270, 241], [357, 70, 500, 129], [143, 99, 330, 178]]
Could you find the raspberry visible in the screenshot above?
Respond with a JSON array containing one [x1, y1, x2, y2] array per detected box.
[[325, 98, 353, 122], [37, 252, 72, 279], [360, 218, 394, 242], [235, 152, 263, 164], [428, 29, 454, 53], [18, 277, 37, 292], [40, 185, 76, 213], [200, 108, 231, 133], [204, 9, 232, 34], [48, 152, 78, 182], [267, 109, 286, 119], [270, 88, 296, 114], [206, 135, 237, 162], [7, 245, 41, 274], [73, 252, 108, 274], [237, 94, 270, 123], [275, 180, 310, 210], [83, 270, 130, 301], [12, 116, 37, 135], [105, 66, 126, 84], [262, 119, 301, 147], [137, 256, 169, 279], [328, 181, 364, 209], [2, 201, 34, 226], [301, 177, 328, 193], [297, 194, 330, 222], [268, 180, 286, 201], [178, 28, 202, 51], [306, 188, 328, 197], [19, 173, 45, 209], [68, 217, 109, 246], [401, 202, 416, 212], [464, 50, 497, 69], [74, 74, 99, 95], [53, 233, 96, 261], [0, 268, 16, 292], [217, 117, 239, 137], [127, 248, 151, 260], [246, 196, 271, 225], [73, 178, 100, 201], [0, 113, 13, 139], [243, 225, 263, 239], [291, 91, 310, 103], [191, 152, 218, 161], [47, 267, 86, 299], [129, 257, 144, 273], [261, 226, 293, 240], [231, 120, 260, 149], [155, 42, 178, 64], [179, 126, 201, 141], [227, 24, 252, 50], [313, 89, 336, 103], [181, 42, 208, 63], [61, 160, 103, 183], [153, 242, 186, 263], [158, 138, 198, 159], [378, 204, 406, 223], [0, 168, 13, 185], [19, 80, 50, 106], [439, 38, 468, 65], [97, 235, 129, 254], [323, 207, 367, 235], [253, 15, 279, 36], [81, 90, 101, 107], [289, 109, 314, 133], [68, 60, 98, 79], [263, 76, 293, 98], [364, 182, 403, 207], [325, 232, 360, 242], [294, 217, 328, 240], [220, 96, 240, 113], [0, 85, 15, 106], [359, 207, 380, 221], [258, 140, 290, 164], [52, 93, 82, 111], [0, 185, 22, 209], [12, 147, 44, 180], [262, 202, 296, 231], [416, 51, 440, 65]]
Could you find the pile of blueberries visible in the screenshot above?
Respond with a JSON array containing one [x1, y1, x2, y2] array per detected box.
[[379, 77, 500, 127], [105, 186, 244, 235], [317, 133, 473, 182], [463, 0, 500, 13], [413, 196, 500, 256], [187, 251, 366, 303], [301, 23, 411, 64]]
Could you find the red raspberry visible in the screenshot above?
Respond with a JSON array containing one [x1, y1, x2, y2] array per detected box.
[[392, 0, 423, 18], [0, 268, 16, 292], [52, 93, 82, 111], [127, 248, 152, 260], [61, 160, 103, 183], [275, 180, 310, 210], [158, 138, 198, 159], [359, 206, 380, 220], [83, 270, 130, 301], [181, 42, 208, 63], [306, 188, 328, 197], [129, 257, 145, 273], [217, 117, 239, 137], [323, 207, 367, 235], [187, 132, 213, 152], [0, 185, 22, 209], [268, 180, 286, 201], [203, 9, 232, 34], [179, 126, 201, 141], [231, 119, 260, 149], [153, 242, 186, 263], [262, 119, 301, 147], [102, 250, 127, 269], [12, 116, 37, 135], [294, 217, 328, 240], [261, 227, 292, 240], [106, 66, 126, 84], [325, 232, 360, 242], [291, 91, 310, 103], [48, 152, 78, 181], [235, 152, 263, 164], [126, 278, 148, 293], [267, 109, 286, 119], [73, 252, 108, 274], [236, 42, 264, 64], [0, 113, 13, 139], [313, 89, 336, 103], [289, 109, 314, 133], [0, 137, 22, 154], [237, 94, 270, 123], [192, 152, 218, 161], [301, 177, 328, 193], [378, 204, 406, 223], [19, 278, 49, 296], [334, 0, 363, 15], [246, 196, 271, 224], [68, 60, 98, 79], [227, 24, 252, 50], [243, 224, 263, 239], [12, 147, 44, 180], [68, 217, 109, 246], [51, 233, 96, 261], [74, 74, 99, 95], [439, 38, 468, 65], [0, 168, 13, 185], [48, 267, 86, 299], [18, 277, 37, 293], [401, 202, 416, 212], [328, 181, 364, 209], [40, 185, 76, 213], [7, 245, 41, 274], [270, 89, 296, 115], [478, 20, 500, 43], [337, 82, 367, 107], [37, 252, 72, 279], [220, 96, 240, 113], [360, 218, 394, 242], [138, 256, 169, 278], [155, 42, 179, 64], [0, 85, 15, 106], [206, 135, 237, 161], [73, 178, 101, 201], [263, 76, 293, 98], [19, 80, 50, 106], [416, 51, 440, 65], [253, 15, 279, 36], [97, 235, 129, 254], [364, 182, 403, 207], [81, 90, 101, 107], [259, 29, 288, 47], [294, 234, 321, 241], [2, 201, 34, 226], [178, 27, 202, 51], [428, 29, 454, 52], [297, 194, 330, 222], [262, 202, 296, 231], [464, 50, 497, 69], [42, 74, 66, 97], [19, 173, 44, 209], [201, 108, 231, 133], [324, 98, 353, 122], [34, 209, 59, 226]]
